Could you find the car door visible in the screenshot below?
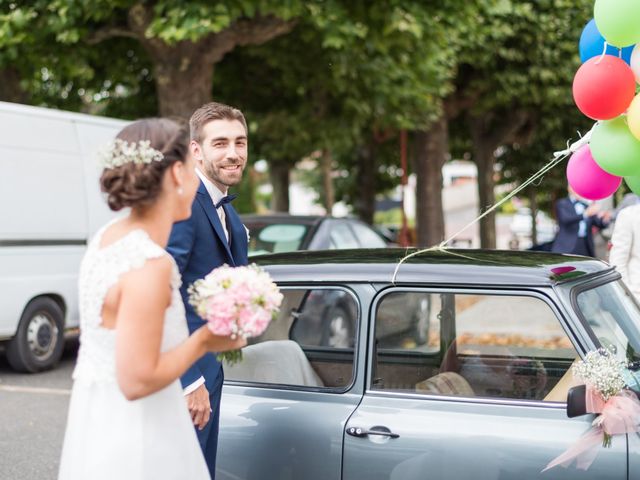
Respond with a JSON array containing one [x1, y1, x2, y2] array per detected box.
[[342, 287, 627, 480], [216, 284, 371, 480]]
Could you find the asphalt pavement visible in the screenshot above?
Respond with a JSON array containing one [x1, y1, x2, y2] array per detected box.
[[0, 341, 76, 480]]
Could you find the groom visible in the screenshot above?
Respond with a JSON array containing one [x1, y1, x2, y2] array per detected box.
[[167, 102, 249, 478]]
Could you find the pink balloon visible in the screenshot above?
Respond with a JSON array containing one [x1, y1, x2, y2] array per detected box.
[[567, 145, 622, 200]]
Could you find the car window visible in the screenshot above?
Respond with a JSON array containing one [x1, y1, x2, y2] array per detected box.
[[576, 280, 640, 363], [328, 221, 360, 250], [224, 287, 357, 389], [350, 222, 387, 248], [246, 223, 309, 255], [372, 291, 578, 402]]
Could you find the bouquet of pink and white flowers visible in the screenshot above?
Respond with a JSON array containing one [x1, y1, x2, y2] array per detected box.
[[188, 264, 283, 365]]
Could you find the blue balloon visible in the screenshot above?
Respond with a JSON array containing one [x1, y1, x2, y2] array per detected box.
[[579, 19, 634, 64]]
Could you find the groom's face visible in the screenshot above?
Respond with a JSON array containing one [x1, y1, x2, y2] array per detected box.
[[192, 119, 247, 193]]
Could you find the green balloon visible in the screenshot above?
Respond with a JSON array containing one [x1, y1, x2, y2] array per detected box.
[[624, 175, 640, 195], [594, 0, 640, 48], [590, 116, 640, 176]]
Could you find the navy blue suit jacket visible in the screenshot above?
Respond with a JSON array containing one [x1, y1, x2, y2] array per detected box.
[[551, 197, 607, 256], [167, 181, 248, 390]]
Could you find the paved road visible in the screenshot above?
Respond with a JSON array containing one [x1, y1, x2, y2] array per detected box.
[[0, 341, 76, 480]]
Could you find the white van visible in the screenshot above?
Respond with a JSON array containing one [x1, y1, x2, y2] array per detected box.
[[0, 102, 127, 372]]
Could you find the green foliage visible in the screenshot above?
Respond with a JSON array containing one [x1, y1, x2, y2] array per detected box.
[[0, 0, 600, 219]]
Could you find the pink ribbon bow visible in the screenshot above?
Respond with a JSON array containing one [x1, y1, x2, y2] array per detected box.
[[543, 386, 640, 472]]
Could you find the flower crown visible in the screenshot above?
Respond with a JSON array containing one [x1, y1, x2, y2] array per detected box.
[[99, 139, 164, 170]]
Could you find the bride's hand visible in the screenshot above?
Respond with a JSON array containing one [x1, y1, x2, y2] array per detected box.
[[197, 325, 247, 352]]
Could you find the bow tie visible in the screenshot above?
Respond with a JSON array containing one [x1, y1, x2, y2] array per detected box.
[[214, 194, 237, 209]]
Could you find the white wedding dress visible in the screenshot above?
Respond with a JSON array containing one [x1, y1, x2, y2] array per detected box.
[[58, 225, 210, 480]]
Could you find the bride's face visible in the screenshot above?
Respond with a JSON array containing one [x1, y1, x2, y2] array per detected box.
[[173, 153, 199, 221]]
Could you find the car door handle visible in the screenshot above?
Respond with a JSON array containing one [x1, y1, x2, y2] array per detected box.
[[346, 426, 399, 439]]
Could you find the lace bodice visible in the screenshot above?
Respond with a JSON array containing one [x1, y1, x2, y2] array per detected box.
[[73, 224, 188, 384]]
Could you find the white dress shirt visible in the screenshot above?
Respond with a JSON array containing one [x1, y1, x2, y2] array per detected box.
[[569, 196, 588, 238]]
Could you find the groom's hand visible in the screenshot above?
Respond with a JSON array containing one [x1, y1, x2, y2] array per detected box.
[[186, 384, 211, 430]]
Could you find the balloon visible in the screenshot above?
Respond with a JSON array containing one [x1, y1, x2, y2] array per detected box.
[[629, 95, 640, 140], [572, 56, 636, 120], [594, 0, 640, 48], [624, 175, 640, 195], [579, 19, 634, 64], [632, 44, 640, 83], [590, 116, 640, 176], [566, 145, 622, 200]]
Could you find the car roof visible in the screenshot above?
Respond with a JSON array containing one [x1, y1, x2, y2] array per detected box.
[[240, 214, 326, 227], [253, 248, 615, 286]]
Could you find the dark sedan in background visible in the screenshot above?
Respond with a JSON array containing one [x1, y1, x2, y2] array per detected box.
[[240, 215, 418, 348], [241, 214, 391, 256]]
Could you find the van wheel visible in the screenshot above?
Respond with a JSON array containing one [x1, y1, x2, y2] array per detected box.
[[6, 298, 65, 373]]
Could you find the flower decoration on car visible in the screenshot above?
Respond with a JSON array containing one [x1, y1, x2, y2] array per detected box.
[[544, 348, 640, 471], [98, 139, 164, 170]]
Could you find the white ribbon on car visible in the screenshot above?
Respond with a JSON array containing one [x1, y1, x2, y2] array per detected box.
[[392, 123, 597, 284]]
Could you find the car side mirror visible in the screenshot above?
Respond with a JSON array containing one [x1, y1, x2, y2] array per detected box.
[[566, 385, 587, 418], [566, 384, 640, 418]]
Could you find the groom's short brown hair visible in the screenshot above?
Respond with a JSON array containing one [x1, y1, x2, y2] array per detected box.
[[189, 102, 247, 144]]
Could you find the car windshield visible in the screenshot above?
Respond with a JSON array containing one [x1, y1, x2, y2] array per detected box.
[[576, 280, 640, 369], [247, 223, 310, 255]]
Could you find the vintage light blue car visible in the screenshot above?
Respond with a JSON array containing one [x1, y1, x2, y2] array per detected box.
[[217, 249, 640, 480]]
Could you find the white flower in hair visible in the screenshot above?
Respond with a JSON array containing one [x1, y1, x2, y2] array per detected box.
[[99, 139, 164, 170]]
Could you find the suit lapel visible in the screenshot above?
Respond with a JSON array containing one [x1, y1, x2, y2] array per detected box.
[[223, 204, 249, 265], [196, 182, 234, 264]]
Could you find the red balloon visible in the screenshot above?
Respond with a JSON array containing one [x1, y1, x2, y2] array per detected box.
[[572, 56, 636, 120]]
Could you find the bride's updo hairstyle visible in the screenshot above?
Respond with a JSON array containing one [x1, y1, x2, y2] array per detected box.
[[100, 118, 188, 211]]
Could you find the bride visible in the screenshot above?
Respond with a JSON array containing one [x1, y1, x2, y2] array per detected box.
[[58, 118, 245, 479]]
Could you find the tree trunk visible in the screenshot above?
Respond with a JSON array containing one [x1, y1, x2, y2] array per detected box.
[[529, 187, 538, 246], [269, 161, 290, 212], [120, 5, 296, 119], [469, 115, 496, 249], [0, 67, 29, 104], [354, 143, 376, 225], [320, 149, 335, 214], [472, 142, 497, 249], [468, 110, 533, 249], [153, 57, 214, 118], [414, 117, 447, 247]]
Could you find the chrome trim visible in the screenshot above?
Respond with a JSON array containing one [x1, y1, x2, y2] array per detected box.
[[364, 389, 567, 409]]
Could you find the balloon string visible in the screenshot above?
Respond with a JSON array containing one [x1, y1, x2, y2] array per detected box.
[[596, 41, 608, 64], [391, 123, 596, 284]]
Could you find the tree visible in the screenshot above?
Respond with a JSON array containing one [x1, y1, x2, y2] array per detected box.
[[215, 1, 446, 217], [0, 1, 304, 117], [450, 0, 592, 247]]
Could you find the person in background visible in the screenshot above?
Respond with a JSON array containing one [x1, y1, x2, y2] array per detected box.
[[609, 203, 640, 298], [551, 186, 610, 257]]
